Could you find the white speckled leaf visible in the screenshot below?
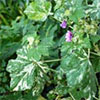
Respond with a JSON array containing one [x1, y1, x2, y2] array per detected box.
[[6, 46, 45, 91], [86, 0, 100, 19], [54, 0, 84, 22], [24, 0, 52, 21], [61, 49, 97, 99]]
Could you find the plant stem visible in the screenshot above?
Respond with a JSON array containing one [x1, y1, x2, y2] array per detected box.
[[93, 96, 99, 100], [43, 54, 69, 63], [32, 59, 46, 73], [50, 16, 62, 22], [90, 52, 100, 57], [43, 67, 58, 73], [33, 59, 57, 73], [86, 0, 88, 5], [69, 93, 76, 100], [0, 14, 9, 25], [55, 95, 61, 100], [43, 59, 61, 63], [69, 26, 73, 29], [88, 49, 90, 59]]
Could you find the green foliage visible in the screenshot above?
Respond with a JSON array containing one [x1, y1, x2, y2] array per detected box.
[[0, 0, 28, 25], [0, 0, 100, 100], [0, 17, 39, 60], [0, 91, 42, 100], [54, 0, 85, 22], [24, 0, 52, 21], [86, 0, 100, 19], [61, 47, 97, 99], [57, 40, 97, 99], [0, 61, 10, 94], [6, 34, 50, 96]]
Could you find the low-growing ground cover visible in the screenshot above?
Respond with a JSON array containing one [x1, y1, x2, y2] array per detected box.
[[0, 0, 100, 100]]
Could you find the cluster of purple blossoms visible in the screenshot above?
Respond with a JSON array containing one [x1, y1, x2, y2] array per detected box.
[[65, 31, 73, 42], [60, 20, 73, 42], [60, 20, 67, 29]]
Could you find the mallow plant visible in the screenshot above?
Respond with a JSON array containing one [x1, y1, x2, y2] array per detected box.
[[0, 0, 100, 100]]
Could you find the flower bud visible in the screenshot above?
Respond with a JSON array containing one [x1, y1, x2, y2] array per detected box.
[[60, 20, 67, 29], [65, 31, 73, 42]]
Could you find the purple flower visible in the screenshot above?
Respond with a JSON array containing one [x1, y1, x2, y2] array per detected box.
[[65, 31, 73, 42], [60, 20, 67, 29]]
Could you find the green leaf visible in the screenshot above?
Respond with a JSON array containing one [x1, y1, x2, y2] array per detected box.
[[47, 90, 56, 100], [6, 46, 48, 92], [37, 45, 49, 56], [24, 0, 52, 21], [69, 7, 84, 22], [54, 7, 66, 21], [0, 91, 40, 100], [69, 0, 84, 22], [0, 42, 21, 60], [90, 35, 100, 43], [92, 56, 100, 73], [86, 0, 100, 19], [61, 97, 72, 100], [37, 95, 46, 100], [0, 92, 23, 100], [55, 84, 68, 96], [99, 86, 100, 99], [54, 0, 62, 10], [54, 0, 85, 22], [69, 61, 97, 100], [0, 17, 39, 60], [81, 37, 91, 49], [61, 43, 97, 99]]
